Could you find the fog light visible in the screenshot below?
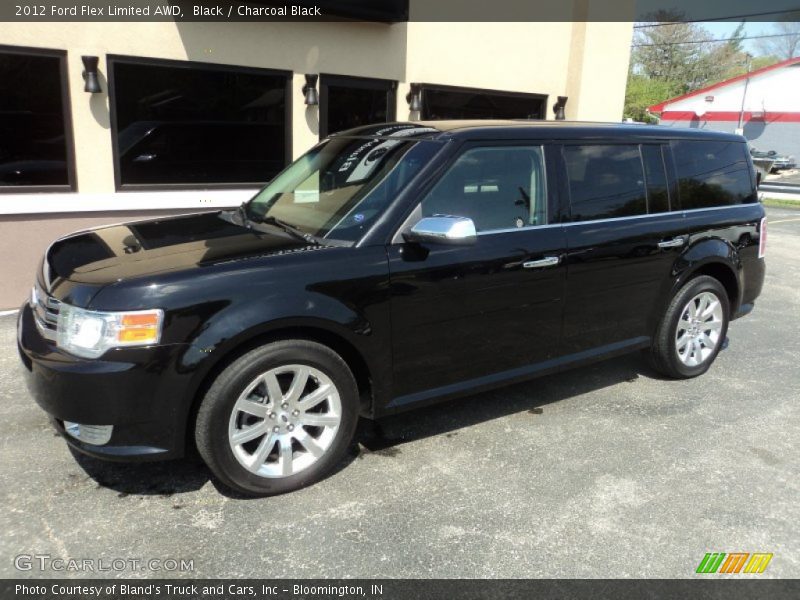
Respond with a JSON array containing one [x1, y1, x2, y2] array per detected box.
[[64, 422, 113, 445]]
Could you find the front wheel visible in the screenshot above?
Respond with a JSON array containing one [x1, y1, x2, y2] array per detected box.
[[195, 340, 359, 496], [648, 275, 730, 379]]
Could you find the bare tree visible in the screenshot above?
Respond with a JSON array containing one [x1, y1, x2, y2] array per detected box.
[[757, 20, 800, 60], [632, 16, 711, 91], [631, 13, 748, 93]]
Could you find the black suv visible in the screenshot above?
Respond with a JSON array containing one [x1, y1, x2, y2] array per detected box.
[[17, 121, 766, 496]]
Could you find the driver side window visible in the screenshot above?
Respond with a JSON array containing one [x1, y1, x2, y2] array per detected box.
[[420, 146, 547, 232]]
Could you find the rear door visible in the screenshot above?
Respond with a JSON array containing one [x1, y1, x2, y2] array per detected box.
[[387, 143, 567, 406], [560, 142, 687, 354]]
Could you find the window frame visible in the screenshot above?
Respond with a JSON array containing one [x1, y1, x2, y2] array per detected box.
[[639, 143, 672, 213], [560, 141, 668, 223], [393, 140, 560, 241], [415, 83, 548, 121], [0, 44, 76, 194], [318, 74, 397, 139], [107, 54, 293, 192]]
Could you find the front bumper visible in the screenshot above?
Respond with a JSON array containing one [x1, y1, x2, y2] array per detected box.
[[17, 303, 192, 462]]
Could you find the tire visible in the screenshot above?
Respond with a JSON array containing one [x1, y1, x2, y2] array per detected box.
[[195, 340, 359, 496], [648, 275, 730, 379]]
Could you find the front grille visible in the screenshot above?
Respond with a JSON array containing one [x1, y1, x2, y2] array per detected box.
[[32, 283, 60, 341]]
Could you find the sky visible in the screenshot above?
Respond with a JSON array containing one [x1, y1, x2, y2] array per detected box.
[[633, 0, 797, 56], [702, 21, 783, 56]]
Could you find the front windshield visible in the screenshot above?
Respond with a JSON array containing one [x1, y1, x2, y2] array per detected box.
[[247, 129, 441, 242]]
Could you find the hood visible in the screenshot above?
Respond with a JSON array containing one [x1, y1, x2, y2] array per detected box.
[[44, 211, 311, 290]]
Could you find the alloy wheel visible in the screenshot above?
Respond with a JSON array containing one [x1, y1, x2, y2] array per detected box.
[[675, 291, 724, 367], [228, 364, 341, 478]]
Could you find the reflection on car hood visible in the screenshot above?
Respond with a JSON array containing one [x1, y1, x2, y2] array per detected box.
[[44, 211, 312, 288]]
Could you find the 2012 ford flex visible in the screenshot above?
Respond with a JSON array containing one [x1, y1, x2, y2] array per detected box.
[[17, 121, 766, 495]]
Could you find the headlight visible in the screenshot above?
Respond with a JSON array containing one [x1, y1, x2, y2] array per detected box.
[[56, 304, 163, 359]]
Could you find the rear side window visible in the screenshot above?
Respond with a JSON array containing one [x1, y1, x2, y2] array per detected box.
[[671, 140, 754, 208], [564, 144, 646, 221]]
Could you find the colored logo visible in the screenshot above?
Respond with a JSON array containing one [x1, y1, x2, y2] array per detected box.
[[696, 552, 773, 574]]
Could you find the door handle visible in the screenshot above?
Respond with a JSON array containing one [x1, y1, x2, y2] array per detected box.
[[523, 256, 560, 269], [657, 237, 685, 249]]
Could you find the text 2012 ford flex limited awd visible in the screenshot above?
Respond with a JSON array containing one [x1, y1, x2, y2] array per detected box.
[[17, 122, 766, 496]]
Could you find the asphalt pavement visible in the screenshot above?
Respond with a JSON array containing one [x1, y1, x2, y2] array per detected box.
[[1, 207, 798, 579]]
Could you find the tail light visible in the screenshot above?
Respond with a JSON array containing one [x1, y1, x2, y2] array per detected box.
[[758, 216, 767, 258]]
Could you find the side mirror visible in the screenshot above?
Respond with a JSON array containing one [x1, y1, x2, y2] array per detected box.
[[756, 170, 762, 187], [403, 216, 477, 245]]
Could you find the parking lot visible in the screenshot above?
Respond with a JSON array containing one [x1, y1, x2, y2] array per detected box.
[[0, 206, 798, 579]]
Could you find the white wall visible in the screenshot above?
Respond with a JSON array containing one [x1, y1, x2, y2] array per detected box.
[[662, 63, 800, 115]]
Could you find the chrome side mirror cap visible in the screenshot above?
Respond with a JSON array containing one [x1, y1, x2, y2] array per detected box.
[[404, 216, 477, 245]]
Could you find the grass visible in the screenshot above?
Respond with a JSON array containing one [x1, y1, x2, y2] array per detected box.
[[762, 198, 800, 209]]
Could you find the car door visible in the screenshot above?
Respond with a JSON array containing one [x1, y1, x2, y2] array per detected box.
[[386, 143, 567, 407], [560, 142, 688, 355]]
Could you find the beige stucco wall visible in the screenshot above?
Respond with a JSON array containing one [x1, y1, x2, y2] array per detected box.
[[1, 17, 632, 196], [0, 15, 634, 307], [0, 210, 196, 309], [1, 20, 408, 193], [563, 21, 633, 121], [399, 22, 575, 121]]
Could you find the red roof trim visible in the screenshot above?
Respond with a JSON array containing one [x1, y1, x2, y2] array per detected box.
[[648, 57, 800, 114], [660, 110, 800, 123]]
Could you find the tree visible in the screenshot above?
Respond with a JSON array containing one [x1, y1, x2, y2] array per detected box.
[[631, 15, 710, 91], [722, 55, 781, 81], [726, 22, 747, 54], [624, 74, 680, 122], [627, 14, 754, 120], [756, 19, 800, 60]]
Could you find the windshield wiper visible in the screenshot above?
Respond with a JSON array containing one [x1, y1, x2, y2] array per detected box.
[[259, 215, 323, 246], [220, 203, 352, 247], [219, 202, 256, 229]]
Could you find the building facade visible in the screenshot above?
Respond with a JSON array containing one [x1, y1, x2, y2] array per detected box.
[[649, 58, 800, 160], [0, 14, 633, 308]]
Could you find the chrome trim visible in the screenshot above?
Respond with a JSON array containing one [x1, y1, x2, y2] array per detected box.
[[31, 283, 60, 342], [64, 422, 113, 446], [657, 238, 686, 249], [477, 222, 562, 236], [680, 203, 759, 215], [396, 200, 759, 242], [523, 256, 560, 269], [32, 313, 57, 341], [407, 216, 477, 244], [562, 203, 759, 228], [562, 211, 673, 227]]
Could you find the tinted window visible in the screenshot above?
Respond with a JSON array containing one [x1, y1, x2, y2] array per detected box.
[[421, 87, 545, 120], [0, 49, 70, 188], [564, 145, 646, 221], [642, 145, 670, 213], [421, 146, 547, 232], [321, 76, 395, 138], [672, 140, 754, 208], [111, 59, 289, 186]]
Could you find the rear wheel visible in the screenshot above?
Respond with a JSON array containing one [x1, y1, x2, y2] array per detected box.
[[649, 275, 730, 379], [195, 340, 359, 496]]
